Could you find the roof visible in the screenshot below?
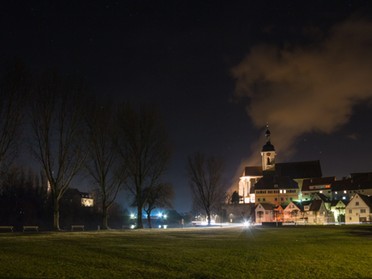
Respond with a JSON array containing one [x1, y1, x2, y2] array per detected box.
[[331, 200, 348, 207], [255, 174, 298, 190], [262, 141, 275, 152], [350, 172, 372, 181], [331, 178, 372, 191], [275, 160, 322, 179], [309, 200, 323, 211], [313, 192, 330, 202], [358, 194, 372, 208], [283, 202, 302, 211], [244, 166, 263, 177], [256, 203, 276, 210], [302, 176, 335, 191]]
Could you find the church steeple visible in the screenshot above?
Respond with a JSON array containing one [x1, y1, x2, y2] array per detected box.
[[261, 124, 276, 171]]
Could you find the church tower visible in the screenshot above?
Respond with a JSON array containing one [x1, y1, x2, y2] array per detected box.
[[261, 124, 276, 171]]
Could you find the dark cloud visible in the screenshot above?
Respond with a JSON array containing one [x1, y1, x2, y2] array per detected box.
[[232, 17, 372, 163]]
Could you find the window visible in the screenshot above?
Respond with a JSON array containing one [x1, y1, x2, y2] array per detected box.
[[258, 198, 261, 202], [361, 209, 366, 213], [356, 202, 359, 206], [274, 198, 277, 201], [349, 209, 352, 213], [263, 198, 266, 202]]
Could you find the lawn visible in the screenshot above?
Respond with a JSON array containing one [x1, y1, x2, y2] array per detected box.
[[0, 225, 371, 278]]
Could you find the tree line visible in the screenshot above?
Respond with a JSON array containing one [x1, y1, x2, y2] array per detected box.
[[0, 62, 228, 230]]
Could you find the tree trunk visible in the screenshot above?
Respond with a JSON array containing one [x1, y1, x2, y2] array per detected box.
[[207, 211, 211, 226], [137, 206, 143, 228], [147, 212, 152, 228], [53, 198, 60, 231], [102, 206, 109, 230]]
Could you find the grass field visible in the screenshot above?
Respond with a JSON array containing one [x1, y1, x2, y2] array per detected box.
[[0, 225, 371, 278]]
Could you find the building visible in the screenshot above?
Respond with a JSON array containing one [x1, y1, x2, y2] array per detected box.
[[301, 177, 335, 201], [232, 125, 372, 225], [239, 125, 322, 206], [345, 193, 372, 223]]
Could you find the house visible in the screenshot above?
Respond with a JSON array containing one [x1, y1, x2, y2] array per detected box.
[[330, 200, 348, 223], [345, 193, 372, 224], [301, 177, 335, 201], [283, 202, 302, 223], [302, 199, 333, 224], [255, 203, 275, 223], [254, 174, 299, 205], [331, 173, 372, 202]]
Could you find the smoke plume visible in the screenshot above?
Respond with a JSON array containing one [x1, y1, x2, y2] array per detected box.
[[232, 17, 372, 164]]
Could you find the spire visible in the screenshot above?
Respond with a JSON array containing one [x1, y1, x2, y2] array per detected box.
[[261, 123, 276, 171], [265, 123, 271, 143], [262, 123, 275, 152]]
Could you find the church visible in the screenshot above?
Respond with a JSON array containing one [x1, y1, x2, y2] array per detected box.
[[238, 125, 322, 206], [225, 125, 372, 225]]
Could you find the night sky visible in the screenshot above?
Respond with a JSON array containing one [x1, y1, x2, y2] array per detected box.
[[2, 1, 372, 212]]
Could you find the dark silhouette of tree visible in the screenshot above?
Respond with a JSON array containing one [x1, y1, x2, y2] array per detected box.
[[142, 183, 174, 228], [30, 72, 87, 230], [116, 104, 171, 229], [0, 62, 29, 170], [85, 100, 124, 229], [0, 166, 49, 229], [187, 153, 226, 225], [231, 191, 240, 204]]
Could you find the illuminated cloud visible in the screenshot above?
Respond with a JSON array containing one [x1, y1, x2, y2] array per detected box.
[[232, 17, 372, 163]]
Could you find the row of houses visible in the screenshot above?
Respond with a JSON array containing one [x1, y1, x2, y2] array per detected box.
[[255, 192, 372, 224], [228, 125, 372, 225]]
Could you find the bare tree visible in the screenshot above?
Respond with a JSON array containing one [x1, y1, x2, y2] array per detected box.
[[30, 72, 87, 230], [85, 100, 124, 229], [116, 104, 171, 229], [143, 183, 174, 228], [0, 62, 29, 170], [187, 153, 226, 225]]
